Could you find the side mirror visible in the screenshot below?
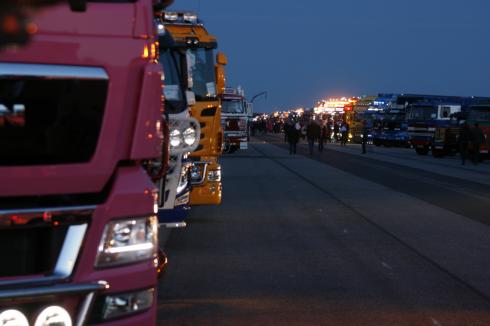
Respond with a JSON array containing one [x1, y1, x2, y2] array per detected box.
[[186, 91, 196, 106], [216, 52, 228, 66], [246, 102, 254, 117]]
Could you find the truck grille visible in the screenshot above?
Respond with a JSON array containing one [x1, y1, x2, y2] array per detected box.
[[0, 63, 108, 166], [0, 225, 68, 277], [0, 207, 91, 279]]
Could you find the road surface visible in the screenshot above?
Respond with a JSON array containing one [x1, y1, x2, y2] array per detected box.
[[157, 135, 490, 326]]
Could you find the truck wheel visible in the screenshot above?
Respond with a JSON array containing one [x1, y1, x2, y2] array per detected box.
[[415, 147, 429, 155]]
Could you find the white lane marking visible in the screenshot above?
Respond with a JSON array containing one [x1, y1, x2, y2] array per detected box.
[[431, 317, 442, 326]]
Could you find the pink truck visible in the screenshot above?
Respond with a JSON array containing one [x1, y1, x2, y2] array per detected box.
[[0, 0, 166, 324]]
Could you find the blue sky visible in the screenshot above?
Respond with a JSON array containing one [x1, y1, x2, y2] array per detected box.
[[170, 0, 490, 112]]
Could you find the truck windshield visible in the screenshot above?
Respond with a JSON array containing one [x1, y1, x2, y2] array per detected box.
[[160, 49, 186, 114], [468, 106, 490, 122], [187, 48, 217, 101], [408, 106, 436, 120], [222, 99, 245, 114]]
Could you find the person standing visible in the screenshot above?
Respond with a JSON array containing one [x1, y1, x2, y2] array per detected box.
[[361, 120, 369, 154], [470, 122, 485, 164], [306, 120, 321, 155], [340, 121, 349, 146], [287, 122, 301, 155], [318, 122, 327, 152], [326, 119, 333, 143], [333, 120, 340, 143], [458, 122, 470, 165]]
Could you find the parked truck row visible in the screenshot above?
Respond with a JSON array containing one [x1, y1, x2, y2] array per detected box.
[[0, 1, 250, 324]]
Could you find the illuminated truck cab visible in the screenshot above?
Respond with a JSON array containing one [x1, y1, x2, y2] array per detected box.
[[0, 1, 163, 324], [220, 88, 252, 153], [160, 12, 224, 206], [155, 22, 201, 227]]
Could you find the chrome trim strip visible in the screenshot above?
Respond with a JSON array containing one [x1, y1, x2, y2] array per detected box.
[[190, 161, 208, 185], [0, 283, 107, 301], [0, 205, 97, 217], [76, 291, 96, 326], [0, 63, 108, 80], [0, 275, 65, 288], [161, 222, 187, 228], [54, 224, 88, 277]]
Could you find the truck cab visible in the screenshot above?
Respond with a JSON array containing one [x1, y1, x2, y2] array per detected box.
[[160, 11, 223, 206], [155, 21, 201, 227], [220, 88, 252, 153], [407, 102, 461, 156], [0, 1, 165, 324]]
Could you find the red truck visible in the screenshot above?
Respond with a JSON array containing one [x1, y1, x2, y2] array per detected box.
[[220, 88, 252, 153], [0, 0, 166, 324]]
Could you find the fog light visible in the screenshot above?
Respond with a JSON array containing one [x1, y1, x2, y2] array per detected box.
[[34, 306, 71, 326], [183, 127, 197, 146], [0, 310, 29, 326], [102, 288, 154, 320], [170, 129, 181, 148]]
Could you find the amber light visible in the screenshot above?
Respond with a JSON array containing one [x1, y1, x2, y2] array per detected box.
[[2, 15, 20, 34], [26, 22, 38, 35], [141, 42, 157, 61]]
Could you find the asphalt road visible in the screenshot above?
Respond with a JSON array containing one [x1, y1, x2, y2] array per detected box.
[[157, 136, 490, 326]]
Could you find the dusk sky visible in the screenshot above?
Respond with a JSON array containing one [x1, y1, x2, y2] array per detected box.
[[170, 1, 490, 113]]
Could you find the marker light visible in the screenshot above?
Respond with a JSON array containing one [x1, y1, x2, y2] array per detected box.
[[34, 306, 72, 326], [96, 216, 158, 268], [164, 12, 178, 21], [0, 310, 29, 326], [183, 13, 198, 23]]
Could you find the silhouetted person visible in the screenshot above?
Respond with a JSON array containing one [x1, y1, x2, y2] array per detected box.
[[318, 122, 328, 152], [471, 122, 485, 164], [333, 121, 339, 142], [458, 122, 470, 165], [326, 120, 332, 143], [340, 121, 349, 146], [361, 120, 369, 154], [306, 120, 321, 155], [287, 122, 301, 155]]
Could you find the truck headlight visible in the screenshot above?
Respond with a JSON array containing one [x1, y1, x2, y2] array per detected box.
[[0, 310, 29, 326], [170, 129, 181, 148], [34, 306, 72, 326], [190, 163, 206, 184], [207, 169, 221, 182], [183, 127, 197, 146], [95, 216, 158, 268]]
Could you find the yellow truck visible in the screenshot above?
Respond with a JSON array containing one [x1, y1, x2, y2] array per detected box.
[[349, 96, 377, 143], [161, 11, 226, 205]]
